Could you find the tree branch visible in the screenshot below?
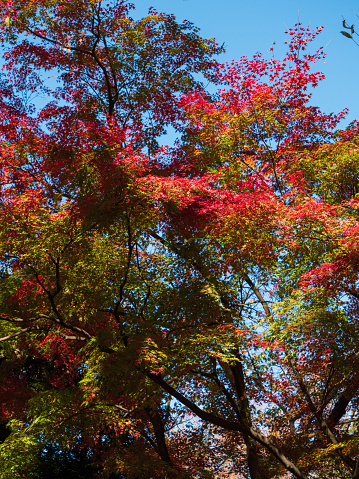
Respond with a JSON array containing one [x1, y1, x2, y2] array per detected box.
[[147, 372, 309, 479]]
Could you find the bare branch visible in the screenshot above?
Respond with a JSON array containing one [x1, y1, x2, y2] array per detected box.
[[0, 326, 47, 342]]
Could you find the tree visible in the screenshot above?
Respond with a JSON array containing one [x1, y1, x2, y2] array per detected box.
[[0, 1, 358, 478]]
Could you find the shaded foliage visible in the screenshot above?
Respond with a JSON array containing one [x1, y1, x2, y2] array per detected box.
[[0, 2, 359, 479]]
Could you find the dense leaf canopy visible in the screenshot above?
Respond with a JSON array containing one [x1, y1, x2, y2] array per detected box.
[[0, 2, 359, 478]]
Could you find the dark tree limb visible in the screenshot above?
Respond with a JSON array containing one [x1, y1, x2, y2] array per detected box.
[[147, 372, 309, 479]]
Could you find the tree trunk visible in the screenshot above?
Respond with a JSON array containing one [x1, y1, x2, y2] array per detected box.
[[145, 407, 172, 465], [230, 358, 264, 479]]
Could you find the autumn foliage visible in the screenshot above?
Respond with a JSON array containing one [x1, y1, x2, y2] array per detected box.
[[0, 1, 359, 478]]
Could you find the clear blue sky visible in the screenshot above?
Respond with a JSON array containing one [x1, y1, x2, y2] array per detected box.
[[134, 0, 359, 129]]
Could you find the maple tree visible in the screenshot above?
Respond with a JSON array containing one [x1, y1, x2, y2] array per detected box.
[[0, 1, 359, 478]]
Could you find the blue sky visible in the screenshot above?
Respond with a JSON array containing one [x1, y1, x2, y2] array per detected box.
[[134, 0, 359, 129]]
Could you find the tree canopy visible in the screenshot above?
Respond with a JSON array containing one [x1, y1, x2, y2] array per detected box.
[[0, 2, 359, 478]]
